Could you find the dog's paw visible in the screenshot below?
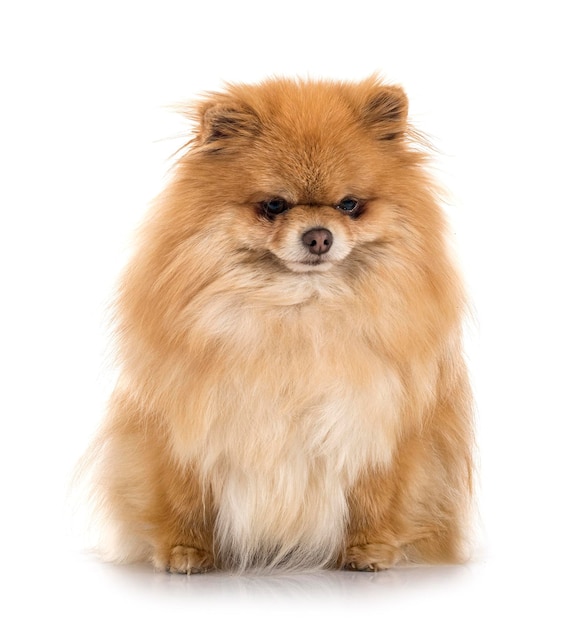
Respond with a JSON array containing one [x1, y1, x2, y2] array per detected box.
[[344, 543, 401, 572], [163, 545, 214, 575]]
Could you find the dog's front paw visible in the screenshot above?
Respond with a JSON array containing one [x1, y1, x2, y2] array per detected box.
[[159, 545, 214, 575], [344, 543, 401, 572]]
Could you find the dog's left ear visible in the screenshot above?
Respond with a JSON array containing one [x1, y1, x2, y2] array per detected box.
[[362, 85, 408, 141]]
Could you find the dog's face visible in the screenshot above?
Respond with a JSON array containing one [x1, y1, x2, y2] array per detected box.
[[183, 77, 419, 276]]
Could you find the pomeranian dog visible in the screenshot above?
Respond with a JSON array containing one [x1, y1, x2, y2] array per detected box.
[[84, 76, 473, 574]]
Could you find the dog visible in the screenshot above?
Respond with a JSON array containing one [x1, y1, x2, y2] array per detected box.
[[84, 76, 474, 574]]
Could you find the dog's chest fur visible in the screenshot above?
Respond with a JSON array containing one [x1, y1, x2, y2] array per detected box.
[[179, 281, 403, 569]]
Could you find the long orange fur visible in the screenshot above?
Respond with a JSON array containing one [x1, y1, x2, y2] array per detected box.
[[84, 76, 474, 574]]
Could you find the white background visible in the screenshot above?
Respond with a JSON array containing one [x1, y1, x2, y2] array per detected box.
[[1, 1, 582, 623]]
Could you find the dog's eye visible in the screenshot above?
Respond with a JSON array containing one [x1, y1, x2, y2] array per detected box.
[[336, 197, 360, 213], [261, 198, 289, 215]]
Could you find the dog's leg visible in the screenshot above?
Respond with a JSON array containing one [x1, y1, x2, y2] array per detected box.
[[99, 392, 216, 574], [342, 369, 472, 571]]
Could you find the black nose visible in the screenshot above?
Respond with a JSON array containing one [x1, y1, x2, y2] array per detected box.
[[301, 228, 333, 255]]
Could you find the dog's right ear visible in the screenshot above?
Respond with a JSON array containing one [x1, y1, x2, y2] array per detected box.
[[193, 97, 260, 149]]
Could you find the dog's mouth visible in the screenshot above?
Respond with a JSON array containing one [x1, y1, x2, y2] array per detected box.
[[266, 227, 351, 273], [271, 227, 341, 273], [285, 257, 334, 273]]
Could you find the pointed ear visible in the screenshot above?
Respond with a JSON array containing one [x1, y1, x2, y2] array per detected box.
[[196, 98, 260, 147], [362, 85, 408, 140]]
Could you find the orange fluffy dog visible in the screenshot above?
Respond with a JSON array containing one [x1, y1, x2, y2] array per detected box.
[[85, 76, 473, 574]]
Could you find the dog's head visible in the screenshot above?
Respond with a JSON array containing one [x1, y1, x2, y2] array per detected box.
[[177, 77, 436, 277]]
